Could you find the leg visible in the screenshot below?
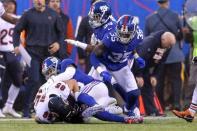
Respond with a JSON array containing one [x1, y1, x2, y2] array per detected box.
[[77, 92, 139, 123], [23, 58, 42, 117], [172, 82, 197, 122], [141, 77, 158, 115], [111, 66, 140, 116], [2, 53, 22, 118], [168, 63, 182, 110], [0, 52, 6, 117], [89, 82, 123, 114]]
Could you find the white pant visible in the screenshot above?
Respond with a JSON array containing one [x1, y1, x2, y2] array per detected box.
[[88, 63, 138, 93], [80, 81, 117, 106]]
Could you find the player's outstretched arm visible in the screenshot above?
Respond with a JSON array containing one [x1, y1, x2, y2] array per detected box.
[[65, 39, 95, 52]]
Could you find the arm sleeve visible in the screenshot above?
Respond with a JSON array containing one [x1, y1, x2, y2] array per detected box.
[[51, 66, 76, 82], [13, 12, 28, 47], [90, 52, 101, 69]]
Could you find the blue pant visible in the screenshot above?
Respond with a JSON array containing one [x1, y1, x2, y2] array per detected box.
[[23, 57, 45, 117]]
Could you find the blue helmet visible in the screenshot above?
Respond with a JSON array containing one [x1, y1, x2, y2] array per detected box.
[[88, 1, 111, 28], [42, 56, 61, 80], [116, 15, 139, 44]]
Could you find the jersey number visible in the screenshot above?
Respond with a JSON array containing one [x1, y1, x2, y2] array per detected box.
[[108, 52, 131, 63], [0, 28, 14, 45], [55, 83, 66, 91], [34, 89, 46, 106]]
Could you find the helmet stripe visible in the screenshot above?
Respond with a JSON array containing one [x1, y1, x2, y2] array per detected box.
[[123, 15, 129, 30]]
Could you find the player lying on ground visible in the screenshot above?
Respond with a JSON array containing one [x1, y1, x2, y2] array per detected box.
[[34, 79, 104, 124], [41, 57, 143, 123]]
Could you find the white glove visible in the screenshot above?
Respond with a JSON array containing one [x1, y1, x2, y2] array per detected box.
[[65, 39, 78, 46], [65, 39, 87, 50]]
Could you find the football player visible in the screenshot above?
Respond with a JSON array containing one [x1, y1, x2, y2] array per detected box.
[[89, 15, 144, 118], [41, 57, 143, 124], [34, 79, 103, 124], [0, 0, 21, 118]]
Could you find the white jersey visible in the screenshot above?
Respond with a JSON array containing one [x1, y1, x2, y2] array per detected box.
[[0, 2, 5, 17], [34, 81, 71, 123], [0, 14, 16, 51]]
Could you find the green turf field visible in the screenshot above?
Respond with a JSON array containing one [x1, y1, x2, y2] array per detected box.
[[0, 117, 197, 131]]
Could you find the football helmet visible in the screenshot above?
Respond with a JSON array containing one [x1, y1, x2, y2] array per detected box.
[[116, 15, 139, 44], [88, 0, 111, 28], [42, 56, 60, 80]]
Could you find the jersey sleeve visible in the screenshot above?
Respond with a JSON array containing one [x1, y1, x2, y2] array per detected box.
[[0, 2, 5, 17], [60, 59, 77, 72], [101, 32, 112, 48]]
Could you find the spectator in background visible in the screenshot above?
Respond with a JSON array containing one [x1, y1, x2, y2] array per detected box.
[[134, 31, 176, 116], [13, 0, 67, 117], [47, 0, 74, 56], [0, 0, 21, 118], [144, 0, 185, 110], [75, 0, 98, 73]]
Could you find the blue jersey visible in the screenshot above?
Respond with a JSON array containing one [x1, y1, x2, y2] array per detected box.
[[93, 19, 116, 41], [98, 26, 143, 71], [60, 59, 94, 85]]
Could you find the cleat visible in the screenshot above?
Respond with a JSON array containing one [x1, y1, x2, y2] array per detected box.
[[82, 104, 104, 118], [105, 105, 123, 115], [2, 106, 22, 118], [0, 110, 5, 118], [172, 109, 194, 122], [124, 116, 143, 124]]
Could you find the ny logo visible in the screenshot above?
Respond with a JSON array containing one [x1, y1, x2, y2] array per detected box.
[[132, 16, 139, 25], [100, 5, 108, 13]]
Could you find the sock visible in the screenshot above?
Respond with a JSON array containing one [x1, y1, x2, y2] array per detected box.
[[125, 89, 140, 115], [77, 93, 97, 106], [189, 103, 197, 116], [6, 84, 20, 108], [189, 86, 197, 116], [95, 111, 125, 123], [191, 86, 197, 105]]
